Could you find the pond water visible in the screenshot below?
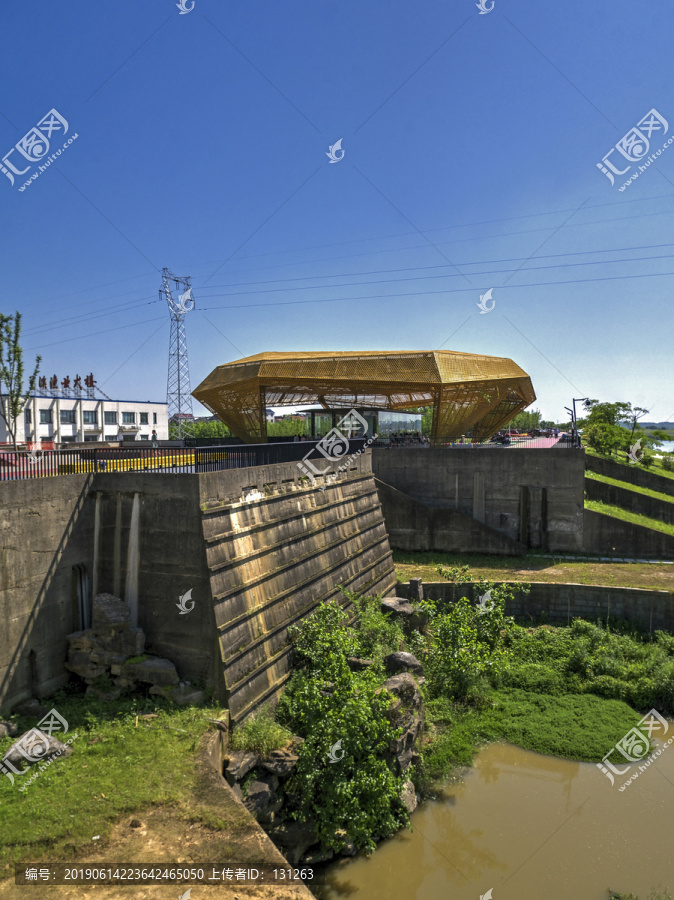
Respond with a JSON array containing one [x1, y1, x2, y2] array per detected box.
[[317, 740, 674, 900]]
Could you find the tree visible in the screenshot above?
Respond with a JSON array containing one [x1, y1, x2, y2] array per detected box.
[[508, 408, 542, 432], [0, 313, 40, 449]]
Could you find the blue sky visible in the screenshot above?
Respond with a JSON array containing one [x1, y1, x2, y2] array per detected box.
[[1, 0, 673, 422]]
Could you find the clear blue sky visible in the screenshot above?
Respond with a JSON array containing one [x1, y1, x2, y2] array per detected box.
[[2, 0, 673, 422]]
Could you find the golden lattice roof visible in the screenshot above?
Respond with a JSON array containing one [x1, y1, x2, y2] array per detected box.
[[193, 350, 536, 443]]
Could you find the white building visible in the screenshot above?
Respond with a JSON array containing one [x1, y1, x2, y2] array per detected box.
[[1, 395, 169, 445]]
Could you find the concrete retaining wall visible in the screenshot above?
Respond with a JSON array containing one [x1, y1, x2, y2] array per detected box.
[[586, 455, 674, 498], [396, 581, 674, 632], [583, 509, 674, 559], [0, 453, 395, 717], [585, 476, 674, 525], [375, 477, 525, 555], [372, 447, 585, 552]]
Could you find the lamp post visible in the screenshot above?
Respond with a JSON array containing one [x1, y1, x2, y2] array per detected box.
[[565, 398, 588, 447]]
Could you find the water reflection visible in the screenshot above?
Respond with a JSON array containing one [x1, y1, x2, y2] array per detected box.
[[317, 741, 674, 900]]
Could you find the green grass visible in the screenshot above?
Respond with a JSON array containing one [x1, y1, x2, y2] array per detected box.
[[423, 690, 641, 781], [229, 707, 293, 754], [0, 685, 220, 874], [586, 470, 674, 505], [585, 499, 674, 537], [393, 549, 674, 592]]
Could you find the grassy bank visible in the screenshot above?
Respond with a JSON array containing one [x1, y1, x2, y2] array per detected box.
[[393, 550, 674, 590], [586, 470, 674, 505], [585, 447, 674, 483], [585, 499, 674, 537], [0, 685, 227, 877]]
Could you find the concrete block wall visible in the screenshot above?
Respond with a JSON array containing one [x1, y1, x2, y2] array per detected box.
[[583, 509, 674, 559], [372, 447, 585, 552], [396, 581, 674, 632], [585, 476, 674, 525], [199, 455, 396, 725]]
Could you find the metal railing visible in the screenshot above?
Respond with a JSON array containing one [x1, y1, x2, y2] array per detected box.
[[372, 434, 581, 449], [0, 439, 368, 481]]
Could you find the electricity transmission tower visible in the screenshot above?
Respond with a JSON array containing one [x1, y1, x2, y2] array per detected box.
[[160, 267, 195, 440]]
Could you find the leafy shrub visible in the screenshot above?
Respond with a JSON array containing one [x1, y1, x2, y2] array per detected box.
[[661, 455, 674, 472]]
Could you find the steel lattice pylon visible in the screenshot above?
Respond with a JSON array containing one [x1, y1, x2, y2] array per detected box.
[[161, 268, 195, 439]]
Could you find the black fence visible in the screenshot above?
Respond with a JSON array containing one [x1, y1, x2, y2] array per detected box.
[[372, 435, 581, 449], [0, 439, 368, 481]]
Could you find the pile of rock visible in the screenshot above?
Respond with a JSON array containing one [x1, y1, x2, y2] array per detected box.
[[65, 593, 204, 705], [223, 654, 424, 863]]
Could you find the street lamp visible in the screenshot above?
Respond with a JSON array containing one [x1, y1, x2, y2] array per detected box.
[[565, 398, 588, 447]]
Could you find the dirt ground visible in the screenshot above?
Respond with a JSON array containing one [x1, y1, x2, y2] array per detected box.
[[0, 735, 315, 900]]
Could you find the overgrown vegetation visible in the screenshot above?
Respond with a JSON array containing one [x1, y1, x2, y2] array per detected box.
[[586, 470, 674, 506]]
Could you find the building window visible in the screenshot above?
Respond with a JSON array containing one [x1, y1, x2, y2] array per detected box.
[[122, 412, 135, 424], [140, 434, 149, 440], [40, 409, 52, 424], [104, 434, 117, 442], [140, 412, 148, 424], [60, 409, 76, 424], [104, 411, 117, 425], [153, 412, 157, 424], [25, 407, 32, 424], [84, 435, 99, 442], [83, 410, 97, 425]]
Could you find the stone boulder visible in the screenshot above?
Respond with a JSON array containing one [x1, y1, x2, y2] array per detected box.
[[3, 729, 72, 768], [379, 673, 424, 774], [0, 721, 18, 740], [384, 652, 424, 676], [243, 774, 283, 823], [408, 577, 424, 603], [123, 657, 179, 686], [268, 819, 319, 866], [401, 779, 419, 814], [11, 699, 49, 718], [259, 749, 299, 778], [381, 598, 414, 618], [223, 750, 258, 785], [91, 593, 130, 630], [347, 657, 373, 672]]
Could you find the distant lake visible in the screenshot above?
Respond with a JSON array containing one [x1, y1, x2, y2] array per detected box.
[[657, 440, 674, 453]]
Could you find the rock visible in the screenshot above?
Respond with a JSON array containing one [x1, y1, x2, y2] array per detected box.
[[302, 846, 334, 865], [408, 578, 424, 603], [243, 775, 283, 822], [3, 729, 72, 768], [85, 685, 122, 702], [149, 684, 205, 706], [401, 780, 418, 814], [121, 628, 145, 658], [124, 657, 179, 686], [223, 750, 258, 785], [268, 820, 319, 866], [347, 657, 373, 671], [381, 598, 414, 618], [380, 673, 424, 774], [129, 818, 143, 829], [91, 593, 131, 630], [260, 750, 299, 778], [11, 699, 49, 719], [231, 783, 243, 801], [384, 652, 424, 676], [0, 721, 18, 739]]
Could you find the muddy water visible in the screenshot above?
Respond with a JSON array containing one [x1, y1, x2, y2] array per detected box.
[[318, 741, 674, 900]]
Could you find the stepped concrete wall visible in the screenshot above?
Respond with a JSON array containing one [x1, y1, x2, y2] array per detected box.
[[396, 581, 674, 632], [583, 509, 674, 559], [372, 447, 585, 552], [0, 454, 395, 717], [586, 455, 674, 498], [585, 476, 674, 525]]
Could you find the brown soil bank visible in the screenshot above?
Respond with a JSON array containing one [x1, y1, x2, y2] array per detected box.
[[0, 732, 314, 900]]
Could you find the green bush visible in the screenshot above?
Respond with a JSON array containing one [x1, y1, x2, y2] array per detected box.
[[661, 455, 673, 472]]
